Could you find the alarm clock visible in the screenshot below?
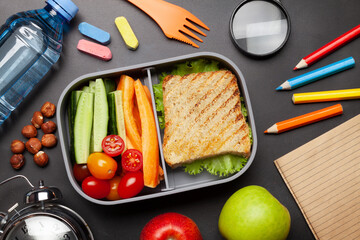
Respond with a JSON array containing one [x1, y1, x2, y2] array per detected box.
[[0, 175, 94, 240]]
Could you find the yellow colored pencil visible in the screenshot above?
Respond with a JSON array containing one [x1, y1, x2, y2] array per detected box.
[[292, 88, 360, 104]]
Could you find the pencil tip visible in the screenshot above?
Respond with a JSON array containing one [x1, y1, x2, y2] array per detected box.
[[293, 67, 298, 70], [295, 59, 308, 70], [276, 86, 283, 91], [264, 130, 268, 134]]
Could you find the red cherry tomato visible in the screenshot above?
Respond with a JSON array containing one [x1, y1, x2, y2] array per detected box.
[[102, 135, 125, 157], [73, 164, 91, 182], [82, 176, 110, 199], [117, 171, 144, 199], [121, 149, 143, 172]]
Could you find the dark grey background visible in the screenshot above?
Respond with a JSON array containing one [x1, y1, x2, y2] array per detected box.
[[1, 0, 359, 239]]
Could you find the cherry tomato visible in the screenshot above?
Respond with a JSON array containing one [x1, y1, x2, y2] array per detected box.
[[87, 153, 117, 180], [102, 135, 125, 157], [117, 171, 144, 199], [106, 176, 122, 201], [121, 149, 143, 172], [73, 164, 91, 182], [82, 176, 110, 199]]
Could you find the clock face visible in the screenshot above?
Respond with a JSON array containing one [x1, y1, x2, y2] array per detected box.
[[5, 215, 79, 240]]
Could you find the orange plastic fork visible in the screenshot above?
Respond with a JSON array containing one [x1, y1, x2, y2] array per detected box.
[[126, 0, 210, 48]]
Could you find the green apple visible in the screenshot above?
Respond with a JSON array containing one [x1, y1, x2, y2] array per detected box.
[[218, 185, 291, 240]]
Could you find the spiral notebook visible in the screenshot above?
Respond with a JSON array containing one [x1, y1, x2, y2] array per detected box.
[[274, 114, 360, 240]]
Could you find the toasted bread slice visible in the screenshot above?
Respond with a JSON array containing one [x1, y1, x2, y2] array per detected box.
[[162, 70, 251, 168]]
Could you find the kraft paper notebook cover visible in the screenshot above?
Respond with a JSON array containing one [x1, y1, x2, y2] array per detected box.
[[274, 114, 360, 240]]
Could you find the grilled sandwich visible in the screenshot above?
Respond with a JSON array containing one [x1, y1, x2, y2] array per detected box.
[[162, 70, 251, 168]]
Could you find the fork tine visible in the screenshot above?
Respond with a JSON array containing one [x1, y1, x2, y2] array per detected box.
[[180, 27, 203, 42], [171, 32, 199, 48], [185, 20, 207, 37], [185, 11, 210, 31]]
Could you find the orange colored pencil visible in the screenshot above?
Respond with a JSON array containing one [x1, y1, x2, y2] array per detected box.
[[264, 104, 343, 134]]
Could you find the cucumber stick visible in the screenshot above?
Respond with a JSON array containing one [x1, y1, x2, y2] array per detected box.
[[109, 90, 126, 148], [89, 80, 96, 152], [82, 86, 90, 93], [69, 91, 83, 131], [104, 78, 116, 94], [107, 93, 118, 135], [92, 78, 109, 152], [89, 80, 96, 93], [68, 91, 83, 162], [74, 92, 94, 164]]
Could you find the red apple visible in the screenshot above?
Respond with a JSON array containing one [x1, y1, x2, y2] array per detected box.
[[140, 212, 203, 240]]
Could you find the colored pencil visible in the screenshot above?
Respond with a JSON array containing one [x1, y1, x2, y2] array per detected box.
[[292, 88, 360, 104], [277, 57, 355, 90], [294, 24, 360, 70], [264, 104, 343, 134]]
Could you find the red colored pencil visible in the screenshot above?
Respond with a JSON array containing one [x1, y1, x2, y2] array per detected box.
[[294, 24, 360, 70]]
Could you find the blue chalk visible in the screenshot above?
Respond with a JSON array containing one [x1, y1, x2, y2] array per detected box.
[[276, 57, 355, 90], [78, 22, 111, 45]]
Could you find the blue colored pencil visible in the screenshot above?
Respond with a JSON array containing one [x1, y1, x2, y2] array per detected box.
[[276, 57, 355, 90]]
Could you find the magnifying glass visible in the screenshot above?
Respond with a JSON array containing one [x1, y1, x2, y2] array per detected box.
[[230, 0, 290, 57]]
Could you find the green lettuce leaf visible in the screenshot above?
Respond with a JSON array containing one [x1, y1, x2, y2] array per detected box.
[[170, 58, 220, 76], [184, 154, 248, 177], [240, 97, 247, 118], [152, 82, 165, 129], [183, 160, 204, 175]]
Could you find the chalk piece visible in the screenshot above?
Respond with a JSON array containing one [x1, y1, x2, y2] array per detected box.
[[115, 16, 139, 50], [77, 39, 112, 61], [78, 22, 111, 45]]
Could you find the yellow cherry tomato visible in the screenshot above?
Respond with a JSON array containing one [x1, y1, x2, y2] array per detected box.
[[106, 176, 122, 201], [87, 153, 117, 180]]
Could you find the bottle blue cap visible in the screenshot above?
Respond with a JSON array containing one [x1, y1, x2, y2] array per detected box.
[[46, 0, 79, 22]]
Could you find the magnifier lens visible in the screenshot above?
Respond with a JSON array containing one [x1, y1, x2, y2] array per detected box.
[[231, 0, 289, 56]]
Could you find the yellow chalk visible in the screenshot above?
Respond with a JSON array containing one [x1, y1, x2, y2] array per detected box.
[[115, 16, 139, 50]]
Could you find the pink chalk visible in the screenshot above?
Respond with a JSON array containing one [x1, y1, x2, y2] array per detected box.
[[77, 39, 112, 61]]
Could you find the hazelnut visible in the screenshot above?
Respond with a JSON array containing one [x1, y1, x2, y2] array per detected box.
[[22, 125, 37, 138], [11, 140, 25, 154], [26, 138, 42, 154], [31, 111, 44, 128], [10, 154, 25, 170], [40, 101, 56, 118], [41, 134, 57, 148], [33, 151, 48, 167], [41, 120, 57, 134]]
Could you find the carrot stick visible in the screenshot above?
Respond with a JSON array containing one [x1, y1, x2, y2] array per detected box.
[[159, 166, 164, 181], [134, 79, 159, 188], [128, 131, 163, 180], [117, 75, 142, 151], [117, 76, 125, 91], [126, 135, 135, 149], [143, 85, 152, 105], [133, 98, 142, 133], [143, 84, 161, 179]]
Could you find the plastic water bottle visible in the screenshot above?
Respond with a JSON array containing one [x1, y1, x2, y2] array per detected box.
[[0, 0, 78, 125]]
